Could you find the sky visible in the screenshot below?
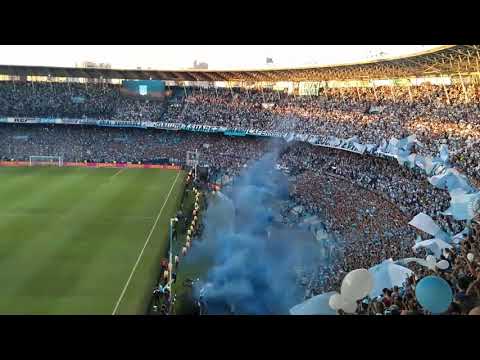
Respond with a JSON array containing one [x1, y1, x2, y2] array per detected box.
[[0, 45, 442, 70]]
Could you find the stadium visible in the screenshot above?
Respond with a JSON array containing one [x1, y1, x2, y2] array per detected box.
[[0, 45, 479, 315]]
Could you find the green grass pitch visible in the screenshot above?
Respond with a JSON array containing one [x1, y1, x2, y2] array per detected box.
[[0, 166, 185, 315]]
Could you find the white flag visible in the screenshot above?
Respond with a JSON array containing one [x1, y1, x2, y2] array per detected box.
[[408, 213, 449, 241]]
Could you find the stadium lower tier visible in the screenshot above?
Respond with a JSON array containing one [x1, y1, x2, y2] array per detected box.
[[1, 123, 477, 314]]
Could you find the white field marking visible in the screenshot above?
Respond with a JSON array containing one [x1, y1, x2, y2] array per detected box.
[[111, 171, 181, 315], [110, 167, 127, 180]]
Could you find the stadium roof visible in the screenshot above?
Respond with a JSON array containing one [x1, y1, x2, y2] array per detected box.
[[1, 45, 480, 82]]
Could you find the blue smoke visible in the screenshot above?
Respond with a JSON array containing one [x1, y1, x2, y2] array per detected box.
[[191, 151, 324, 314]]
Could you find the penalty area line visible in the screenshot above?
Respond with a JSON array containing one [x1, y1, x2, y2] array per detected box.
[[111, 171, 181, 315]]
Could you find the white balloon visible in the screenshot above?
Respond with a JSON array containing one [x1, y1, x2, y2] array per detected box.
[[328, 293, 344, 310], [436, 259, 450, 270], [467, 253, 475, 262], [341, 269, 373, 301], [341, 301, 357, 314], [329, 293, 357, 313]]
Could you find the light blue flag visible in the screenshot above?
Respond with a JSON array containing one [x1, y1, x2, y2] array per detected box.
[[413, 238, 453, 258], [442, 189, 480, 221], [284, 133, 295, 142], [397, 152, 417, 168], [439, 144, 449, 164], [289, 291, 337, 315], [365, 144, 377, 153], [411, 153, 444, 176], [346, 136, 360, 144], [369, 259, 413, 298], [353, 142, 367, 154], [429, 168, 475, 193], [451, 227, 470, 244], [386, 137, 400, 155], [378, 139, 388, 153], [408, 213, 450, 242]]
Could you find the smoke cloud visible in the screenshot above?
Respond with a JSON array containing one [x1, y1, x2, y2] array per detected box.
[[191, 150, 326, 314]]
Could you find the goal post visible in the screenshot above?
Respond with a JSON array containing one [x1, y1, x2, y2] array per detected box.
[[29, 156, 64, 167]]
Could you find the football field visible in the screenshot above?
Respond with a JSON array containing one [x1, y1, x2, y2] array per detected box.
[[0, 166, 185, 315]]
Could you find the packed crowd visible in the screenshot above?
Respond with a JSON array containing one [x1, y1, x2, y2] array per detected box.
[[0, 81, 166, 121], [352, 220, 480, 315], [277, 141, 479, 314], [163, 85, 480, 182], [290, 170, 417, 298], [279, 142, 464, 235], [0, 124, 269, 174]]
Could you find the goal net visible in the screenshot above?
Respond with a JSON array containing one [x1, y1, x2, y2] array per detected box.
[[29, 156, 64, 167]]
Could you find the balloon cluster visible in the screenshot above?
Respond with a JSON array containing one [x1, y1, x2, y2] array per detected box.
[[329, 269, 373, 314], [332, 260, 455, 315]]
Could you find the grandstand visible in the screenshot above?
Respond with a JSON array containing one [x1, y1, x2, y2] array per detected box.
[[0, 45, 479, 315]]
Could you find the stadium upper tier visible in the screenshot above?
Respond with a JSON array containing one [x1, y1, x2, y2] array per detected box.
[[1, 46, 480, 82]]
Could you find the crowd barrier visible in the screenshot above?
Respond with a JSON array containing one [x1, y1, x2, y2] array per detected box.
[[0, 161, 181, 170]]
